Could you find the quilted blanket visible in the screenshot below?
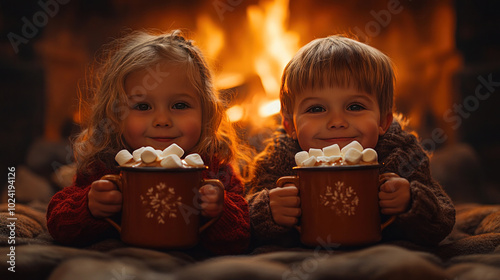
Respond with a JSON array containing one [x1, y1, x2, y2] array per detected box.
[[2, 202, 500, 279]]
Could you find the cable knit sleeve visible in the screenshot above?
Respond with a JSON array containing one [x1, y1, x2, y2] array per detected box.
[[200, 162, 250, 255], [46, 168, 117, 245], [246, 128, 301, 241], [376, 121, 456, 245]]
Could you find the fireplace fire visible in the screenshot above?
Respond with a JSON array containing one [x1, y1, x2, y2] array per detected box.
[[4, 0, 462, 154]]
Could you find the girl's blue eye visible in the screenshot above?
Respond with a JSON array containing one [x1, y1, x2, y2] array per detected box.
[[347, 104, 365, 111], [172, 102, 190, 110], [133, 103, 151, 111], [306, 106, 326, 113]]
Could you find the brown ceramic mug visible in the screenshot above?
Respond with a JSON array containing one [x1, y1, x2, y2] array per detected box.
[[276, 165, 395, 247], [101, 166, 224, 249]]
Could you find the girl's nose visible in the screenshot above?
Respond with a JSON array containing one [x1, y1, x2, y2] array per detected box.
[[327, 112, 348, 129], [153, 110, 171, 127]]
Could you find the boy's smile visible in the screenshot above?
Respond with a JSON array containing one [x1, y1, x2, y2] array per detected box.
[[287, 86, 392, 151], [122, 61, 202, 153]]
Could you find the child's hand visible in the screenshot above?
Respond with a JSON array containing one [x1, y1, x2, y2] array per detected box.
[[200, 184, 224, 218], [269, 185, 301, 227], [379, 173, 410, 215], [88, 180, 122, 219]]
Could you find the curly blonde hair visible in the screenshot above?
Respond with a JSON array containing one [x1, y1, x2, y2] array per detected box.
[[75, 30, 245, 176]]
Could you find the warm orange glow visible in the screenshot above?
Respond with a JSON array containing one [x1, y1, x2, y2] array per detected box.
[[215, 73, 245, 90], [37, 1, 460, 146], [220, 0, 299, 123], [258, 99, 281, 118], [73, 110, 81, 124], [196, 14, 225, 59], [227, 105, 245, 122], [247, 0, 299, 98]]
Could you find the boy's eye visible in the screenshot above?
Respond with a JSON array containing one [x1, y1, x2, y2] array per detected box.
[[172, 102, 190, 110], [347, 104, 365, 111], [133, 103, 151, 111], [306, 105, 326, 113]]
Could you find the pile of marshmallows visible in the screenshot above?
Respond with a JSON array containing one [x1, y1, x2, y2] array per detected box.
[[295, 140, 378, 167], [115, 144, 204, 168]]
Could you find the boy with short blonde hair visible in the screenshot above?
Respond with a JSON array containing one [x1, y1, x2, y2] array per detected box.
[[247, 35, 455, 246]]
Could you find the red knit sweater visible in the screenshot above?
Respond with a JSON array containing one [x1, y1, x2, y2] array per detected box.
[[46, 158, 250, 255]]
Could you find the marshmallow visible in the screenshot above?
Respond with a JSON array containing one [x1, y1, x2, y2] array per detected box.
[[302, 156, 317, 167], [132, 147, 145, 162], [161, 143, 184, 158], [309, 148, 324, 158], [316, 156, 330, 164], [184, 153, 205, 167], [327, 155, 342, 163], [115, 149, 133, 166], [141, 147, 158, 163], [341, 140, 363, 155], [344, 148, 362, 164], [160, 154, 183, 168], [323, 144, 341, 157], [155, 149, 163, 158], [362, 148, 378, 163], [295, 151, 310, 166], [294, 140, 378, 167]]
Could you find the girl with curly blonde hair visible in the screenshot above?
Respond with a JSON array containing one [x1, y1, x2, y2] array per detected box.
[[47, 30, 250, 255]]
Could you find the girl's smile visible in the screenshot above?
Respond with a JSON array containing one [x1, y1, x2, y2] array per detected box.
[[149, 136, 177, 142], [122, 61, 203, 153]]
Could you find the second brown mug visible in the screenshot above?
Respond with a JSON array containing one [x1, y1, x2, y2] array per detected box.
[[276, 164, 394, 247]]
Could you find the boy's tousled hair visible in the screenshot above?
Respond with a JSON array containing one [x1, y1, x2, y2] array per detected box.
[[75, 30, 246, 176], [280, 35, 395, 121]]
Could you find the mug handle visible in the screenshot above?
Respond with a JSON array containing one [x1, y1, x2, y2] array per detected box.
[[199, 179, 225, 232], [100, 174, 123, 233], [276, 176, 299, 188], [275, 176, 302, 232], [379, 173, 399, 230]]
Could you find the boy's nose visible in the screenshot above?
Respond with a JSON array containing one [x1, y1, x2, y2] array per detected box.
[[327, 112, 348, 129]]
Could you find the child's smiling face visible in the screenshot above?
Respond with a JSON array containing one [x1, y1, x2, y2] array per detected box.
[[287, 85, 392, 151], [122, 61, 202, 153]]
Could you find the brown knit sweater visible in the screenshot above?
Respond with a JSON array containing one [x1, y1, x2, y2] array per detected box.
[[246, 120, 456, 246]]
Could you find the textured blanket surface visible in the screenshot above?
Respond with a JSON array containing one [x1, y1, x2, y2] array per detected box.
[[2, 203, 500, 279]]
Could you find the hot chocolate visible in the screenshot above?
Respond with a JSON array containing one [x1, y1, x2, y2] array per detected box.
[[114, 144, 205, 168], [295, 140, 378, 167]]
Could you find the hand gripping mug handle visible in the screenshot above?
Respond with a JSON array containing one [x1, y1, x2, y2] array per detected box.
[[100, 174, 123, 232], [198, 179, 225, 232], [275, 176, 301, 232], [379, 173, 398, 230]]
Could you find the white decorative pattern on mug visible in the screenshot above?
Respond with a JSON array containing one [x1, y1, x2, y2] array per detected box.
[[140, 183, 182, 224], [320, 181, 359, 216]]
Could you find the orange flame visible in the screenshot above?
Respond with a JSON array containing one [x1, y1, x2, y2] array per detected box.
[[225, 0, 300, 122], [248, 0, 299, 98]]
